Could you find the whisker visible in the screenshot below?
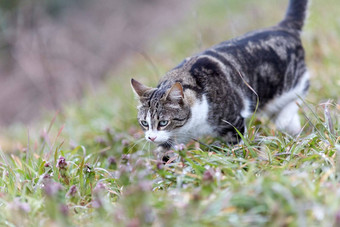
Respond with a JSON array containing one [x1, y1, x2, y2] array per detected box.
[[127, 138, 145, 154], [140, 140, 149, 153], [147, 141, 152, 158]]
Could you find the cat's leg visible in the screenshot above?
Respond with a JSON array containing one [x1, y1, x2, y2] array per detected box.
[[153, 145, 168, 161], [219, 117, 246, 145], [274, 101, 301, 135], [154, 144, 177, 163]]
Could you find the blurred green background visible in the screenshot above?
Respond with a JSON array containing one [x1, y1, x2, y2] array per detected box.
[[0, 0, 192, 125]]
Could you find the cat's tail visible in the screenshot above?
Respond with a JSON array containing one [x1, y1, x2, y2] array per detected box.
[[279, 0, 309, 31]]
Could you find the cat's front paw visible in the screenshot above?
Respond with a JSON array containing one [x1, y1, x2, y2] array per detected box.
[[153, 146, 179, 164]]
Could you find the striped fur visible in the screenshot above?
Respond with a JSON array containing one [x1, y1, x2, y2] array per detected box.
[[131, 0, 310, 151]]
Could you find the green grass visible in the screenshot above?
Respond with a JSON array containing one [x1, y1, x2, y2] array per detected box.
[[1, 0, 340, 226]]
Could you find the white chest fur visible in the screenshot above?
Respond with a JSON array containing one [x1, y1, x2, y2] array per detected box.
[[176, 95, 215, 142]]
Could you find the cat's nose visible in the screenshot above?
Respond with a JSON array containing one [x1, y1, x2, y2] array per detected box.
[[148, 136, 157, 142]]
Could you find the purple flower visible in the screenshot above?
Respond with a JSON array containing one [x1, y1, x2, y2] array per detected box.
[[66, 185, 78, 198], [156, 161, 163, 170], [122, 139, 130, 146], [203, 170, 214, 182], [94, 182, 106, 192], [44, 162, 51, 168], [336, 210, 340, 226], [60, 204, 69, 216], [108, 156, 117, 169], [9, 198, 31, 213], [44, 181, 63, 197], [56, 156, 67, 169]]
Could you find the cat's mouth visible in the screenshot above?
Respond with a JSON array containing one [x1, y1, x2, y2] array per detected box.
[[144, 134, 173, 148], [145, 130, 171, 144], [146, 137, 170, 146]]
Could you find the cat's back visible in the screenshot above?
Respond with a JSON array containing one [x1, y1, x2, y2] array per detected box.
[[196, 25, 307, 105], [204, 26, 304, 72]]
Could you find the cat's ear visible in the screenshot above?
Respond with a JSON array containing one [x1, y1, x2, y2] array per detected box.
[[164, 83, 184, 101], [131, 78, 152, 97]]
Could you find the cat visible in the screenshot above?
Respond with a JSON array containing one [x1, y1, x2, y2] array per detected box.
[[131, 0, 309, 153]]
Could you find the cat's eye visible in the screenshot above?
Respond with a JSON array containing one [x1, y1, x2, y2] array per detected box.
[[159, 120, 169, 127], [140, 120, 149, 127]]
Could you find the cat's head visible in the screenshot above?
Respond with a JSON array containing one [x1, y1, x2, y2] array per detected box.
[[131, 78, 191, 147]]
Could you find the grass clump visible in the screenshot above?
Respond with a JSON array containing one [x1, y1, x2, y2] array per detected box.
[[0, 103, 339, 226], [1, 0, 340, 226]]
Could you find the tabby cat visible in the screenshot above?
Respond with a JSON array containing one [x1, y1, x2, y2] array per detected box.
[[131, 0, 309, 152]]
